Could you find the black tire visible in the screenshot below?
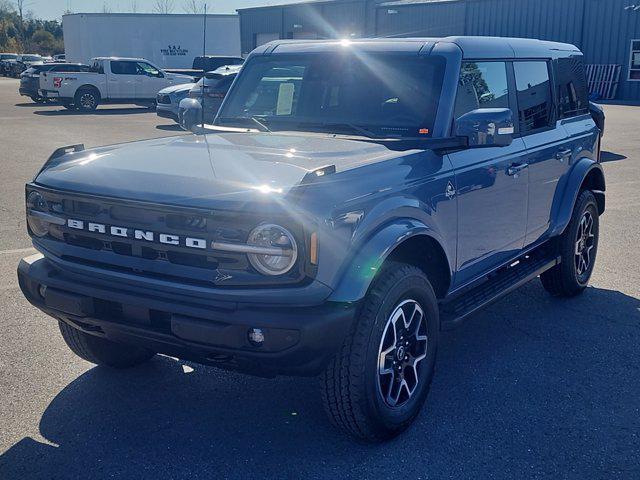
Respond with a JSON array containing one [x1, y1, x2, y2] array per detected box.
[[58, 320, 155, 369], [74, 87, 100, 111], [320, 263, 439, 442], [62, 102, 77, 110], [541, 190, 599, 297]]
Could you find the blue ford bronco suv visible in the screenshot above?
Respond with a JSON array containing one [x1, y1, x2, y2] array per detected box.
[[18, 37, 605, 441]]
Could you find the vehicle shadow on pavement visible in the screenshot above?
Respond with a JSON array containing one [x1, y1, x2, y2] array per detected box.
[[33, 107, 153, 116], [156, 124, 184, 131], [600, 151, 627, 163], [0, 283, 638, 479]]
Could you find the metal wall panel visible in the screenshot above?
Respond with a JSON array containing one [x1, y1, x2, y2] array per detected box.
[[376, 1, 466, 38], [581, 0, 640, 101], [238, 8, 283, 55], [464, 0, 584, 44], [239, 0, 640, 99]]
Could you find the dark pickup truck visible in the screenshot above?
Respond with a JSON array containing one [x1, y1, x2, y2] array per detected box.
[[18, 37, 605, 442], [165, 55, 243, 80]]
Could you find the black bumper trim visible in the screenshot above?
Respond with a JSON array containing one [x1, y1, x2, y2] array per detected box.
[[18, 254, 356, 377]]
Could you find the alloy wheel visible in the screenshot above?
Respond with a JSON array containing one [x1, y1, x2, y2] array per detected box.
[[377, 299, 428, 407], [574, 210, 595, 280]]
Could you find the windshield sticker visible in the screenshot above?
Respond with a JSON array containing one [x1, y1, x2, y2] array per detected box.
[[276, 83, 295, 115]]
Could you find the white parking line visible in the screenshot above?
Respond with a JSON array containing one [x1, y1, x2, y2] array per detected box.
[[0, 247, 36, 255]]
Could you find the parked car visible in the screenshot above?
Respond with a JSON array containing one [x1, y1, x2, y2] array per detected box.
[[178, 64, 240, 130], [0, 53, 18, 76], [8, 54, 43, 77], [166, 55, 243, 80], [53, 54, 66, 62], [20, 63, 90, 103], [39, 57, 194, 111], [156, 82, 196, 122], [18, 37, 605, 442]]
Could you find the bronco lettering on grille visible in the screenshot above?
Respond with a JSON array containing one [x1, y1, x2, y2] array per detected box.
[[66, 219, 207, 249]]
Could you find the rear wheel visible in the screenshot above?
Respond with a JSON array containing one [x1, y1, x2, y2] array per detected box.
[[74, 88, 100, 111], [58, 321, 155, 368], [541, 190, 599, 297], [321, 263, 439, 442]]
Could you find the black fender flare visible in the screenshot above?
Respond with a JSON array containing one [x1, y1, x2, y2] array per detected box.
[[328, 218, 450, 303], [549, 158, 605, 237]]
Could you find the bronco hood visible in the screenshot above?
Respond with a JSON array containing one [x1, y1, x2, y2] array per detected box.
[[34, 132, 405, 209]]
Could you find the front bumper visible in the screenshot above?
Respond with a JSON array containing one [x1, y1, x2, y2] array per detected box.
[[156, 105, 178, 121], [18, 253, 356, 377]]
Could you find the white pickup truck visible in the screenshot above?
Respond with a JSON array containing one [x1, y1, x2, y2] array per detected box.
[[39, 57, 194, 111]]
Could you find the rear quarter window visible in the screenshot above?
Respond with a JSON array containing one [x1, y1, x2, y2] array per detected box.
[[555, 56, 589, 118], [513, 61, 553, 134]]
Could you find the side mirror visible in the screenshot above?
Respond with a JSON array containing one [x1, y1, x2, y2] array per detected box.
[[178, 97, 203, 132], [454, 108, 514, 148]]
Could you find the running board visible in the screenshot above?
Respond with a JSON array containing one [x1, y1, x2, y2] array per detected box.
[[440, 251, 560, 330]]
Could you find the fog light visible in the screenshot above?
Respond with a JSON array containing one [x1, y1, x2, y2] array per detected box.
[[248, 328, 265, 346]]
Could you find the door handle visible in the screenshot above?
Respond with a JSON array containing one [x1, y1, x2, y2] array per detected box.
[[556, 148, 572, 160], [507, 163, 529, 176]]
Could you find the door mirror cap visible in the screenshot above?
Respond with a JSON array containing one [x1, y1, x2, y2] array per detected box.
[[454, 108, 514, 148]]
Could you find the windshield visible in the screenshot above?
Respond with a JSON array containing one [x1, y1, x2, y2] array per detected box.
[[1, 54, 18, 60], [22, 55, 41, 62], [217, 53, 445, 138]]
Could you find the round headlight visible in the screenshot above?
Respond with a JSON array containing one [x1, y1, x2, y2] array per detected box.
[[26, 191, 49, 237], [247, 224, 298, 276]]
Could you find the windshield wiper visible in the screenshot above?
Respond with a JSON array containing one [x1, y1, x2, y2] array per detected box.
[[298, 122, 381, 138], [249, 116, 271, 132]]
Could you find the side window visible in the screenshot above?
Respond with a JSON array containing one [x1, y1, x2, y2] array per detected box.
[[136, 62, 161, 77], [110, 61, 137, 75], [90, 61, 104, 74], [555, 56, 589, 118], [513, 61, 553, 134], [454, 61, 509, 120], [630, 40, 640, 81]]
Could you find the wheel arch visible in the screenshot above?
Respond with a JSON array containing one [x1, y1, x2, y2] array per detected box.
[[75, 84, 101, 98], [550, 158, 605, 237], [328, 219, 453, 303]]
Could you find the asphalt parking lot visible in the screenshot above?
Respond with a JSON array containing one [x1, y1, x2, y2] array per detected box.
[[0, 76, 638, 479]]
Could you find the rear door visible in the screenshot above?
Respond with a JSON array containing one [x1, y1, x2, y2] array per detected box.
[[513, 61, 571, 246], [448, 61, 529, 287], [108, 60, 138, 100]]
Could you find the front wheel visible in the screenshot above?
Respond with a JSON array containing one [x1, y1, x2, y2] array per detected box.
[[58, 321, 155, 368], [541, 190, 600, 297], [321, 263, 439, 442]]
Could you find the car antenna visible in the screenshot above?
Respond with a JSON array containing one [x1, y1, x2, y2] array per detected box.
[[201, 3, 207, 129]]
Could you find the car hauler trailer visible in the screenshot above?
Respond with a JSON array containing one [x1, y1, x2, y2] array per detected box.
[[62, 13, 241, 70]]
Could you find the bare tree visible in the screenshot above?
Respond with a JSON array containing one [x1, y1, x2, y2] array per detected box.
[[13, 0, 30, 49], [153, 0, 175, 13], [102, 2, 112, 13], [130, 0, 138, 13], [183, 0, 204, 14]]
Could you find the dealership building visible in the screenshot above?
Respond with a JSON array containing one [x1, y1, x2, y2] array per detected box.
[[237, 0, 640, 101]]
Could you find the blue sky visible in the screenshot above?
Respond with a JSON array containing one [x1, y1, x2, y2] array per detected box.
[[25, 0, 301, 20]]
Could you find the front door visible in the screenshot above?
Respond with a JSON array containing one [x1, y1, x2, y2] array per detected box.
[[448, 60, 529, 287], [134, 61, 168, 101]]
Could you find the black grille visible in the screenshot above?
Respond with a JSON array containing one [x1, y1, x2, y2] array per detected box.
[[156, 94, 171, 104]]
